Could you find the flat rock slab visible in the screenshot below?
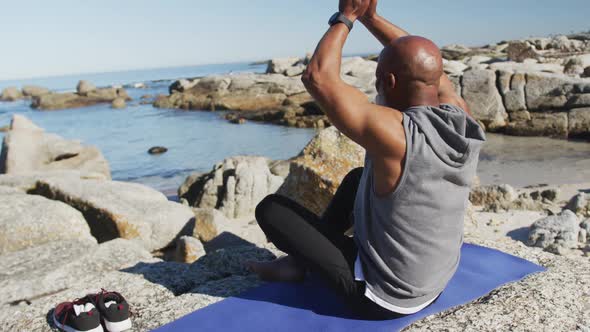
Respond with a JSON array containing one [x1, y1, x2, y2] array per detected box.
[[0, 238, 154, 305], [32, 178, 195, 251], [0, 115, 111, 178], [0, 193, 96, 254], [0, 170, 107, 191]]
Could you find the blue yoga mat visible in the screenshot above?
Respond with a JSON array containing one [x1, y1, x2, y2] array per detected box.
[[154, 243, 545, 332]]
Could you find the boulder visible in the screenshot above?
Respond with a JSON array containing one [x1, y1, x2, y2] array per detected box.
[[277, 126, 365, 215], [169, 78, 199, 94], [285, 64, 306, 77], [461, 69, 508, 130], [111, 97, 126, 109], [180, 156, 285, 219], [266, 57, 301, 75], [565, 193, 590, 217], [341, 57, 377, 79], [0, 87, 22, 101], [32, 87, 130, 110], [443, 60, 468, 75], [31, 178, 195, 251], [525, 73, 575, 110], [76, 80, 96, 95], [175, 236, 206, 263], [506, 41, 540, 62], [548, 35, 585, 52], [568, 107, 590, 136], [506, 112, 568, 138], [440, 44, 472, 60], [0, 115, 111, 179], [21, 85, 50, 98], [0, 193, 96, 254], [498, 71, 527, 112], [0, 238, 154, 305], [469, 184, 518, 207], [528, 210, 580, 251]]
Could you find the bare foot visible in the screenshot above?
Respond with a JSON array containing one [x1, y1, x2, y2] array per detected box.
[[244, 255, 306, 282]]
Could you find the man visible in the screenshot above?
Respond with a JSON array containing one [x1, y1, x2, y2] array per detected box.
[[245, 0, 486, 319]]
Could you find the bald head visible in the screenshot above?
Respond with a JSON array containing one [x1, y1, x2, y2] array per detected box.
[[379, 36, 443, 86], [375, 36, 443, 109]]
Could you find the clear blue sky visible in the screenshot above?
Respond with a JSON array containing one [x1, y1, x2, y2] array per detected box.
[[1, 0, 588, 80]]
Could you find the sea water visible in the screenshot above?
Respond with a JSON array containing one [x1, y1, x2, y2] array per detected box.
[[0, 62, 318, 193]]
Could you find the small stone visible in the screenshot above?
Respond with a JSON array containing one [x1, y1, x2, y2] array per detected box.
[[148, 146, 168, 155], [175, 236, 206, 263], [192, 208, 224, 242]]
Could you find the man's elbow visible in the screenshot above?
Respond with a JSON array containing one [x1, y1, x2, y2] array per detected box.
[[301, 68, 337, 93]]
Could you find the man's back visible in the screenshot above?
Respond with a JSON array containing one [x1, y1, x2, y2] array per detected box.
[[353, 103, 486, 311]]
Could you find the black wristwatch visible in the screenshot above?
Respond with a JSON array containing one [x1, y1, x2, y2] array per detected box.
[[328, 12, 353, 31]]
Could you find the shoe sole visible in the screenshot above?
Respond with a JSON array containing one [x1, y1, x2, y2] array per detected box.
[[103, 318, 132, 332], [53, 314, 104, 332]]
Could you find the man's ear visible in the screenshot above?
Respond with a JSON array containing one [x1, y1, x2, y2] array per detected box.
[[386, 73, 396, 90]]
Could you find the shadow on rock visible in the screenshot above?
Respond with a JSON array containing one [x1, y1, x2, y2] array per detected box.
[[507, 226, 530, 243]]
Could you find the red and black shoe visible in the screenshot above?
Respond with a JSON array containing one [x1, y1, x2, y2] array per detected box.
[[53, 297, 103, 332], [94, 289, 132, 332]]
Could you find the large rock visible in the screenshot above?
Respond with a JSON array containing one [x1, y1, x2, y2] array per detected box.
[[525, 73, 576, 110], [461, 69, 508, 130], [506, 41, 540, 62], [32, 87, 130, 110], [76, 80, 96, 95], [469, 184, 518, 207], [277, 126, 365, 215], [498, 71, 527, 112], [505, 112, 568, 137], [266, 57, 301, 75], [21, 85, 50, 98], [565, 193, 590, 217], [0, 193, 96, 254], [180, 156, 285, 219], [32, 178, 195, 251], [0, 115, 111, 179], [0, 238, 154, 305], [528, 210, 580, 252], [0, 87, 22, 101]]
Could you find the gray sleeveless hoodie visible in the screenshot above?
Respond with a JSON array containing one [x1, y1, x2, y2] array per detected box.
[[353, 103, 486, 309]]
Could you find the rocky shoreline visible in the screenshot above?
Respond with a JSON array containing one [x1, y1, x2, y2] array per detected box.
[[151, 33, 590, 139], [2, 33, 590, 139], [0, 115, 588, 330]]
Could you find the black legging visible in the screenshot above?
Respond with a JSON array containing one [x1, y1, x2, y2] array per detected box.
[[254, 167, 408, 320]]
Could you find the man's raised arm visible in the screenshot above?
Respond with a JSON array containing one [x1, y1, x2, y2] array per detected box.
[[359, 1, 472, 116], [301, 0, 405, 159]]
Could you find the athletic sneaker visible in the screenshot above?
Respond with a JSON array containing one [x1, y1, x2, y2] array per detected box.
[[94, 289, 132, 332], [53, 297, 103, 332]]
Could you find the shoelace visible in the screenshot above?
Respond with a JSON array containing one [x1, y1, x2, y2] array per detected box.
[[58, 297, 94, 327]]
